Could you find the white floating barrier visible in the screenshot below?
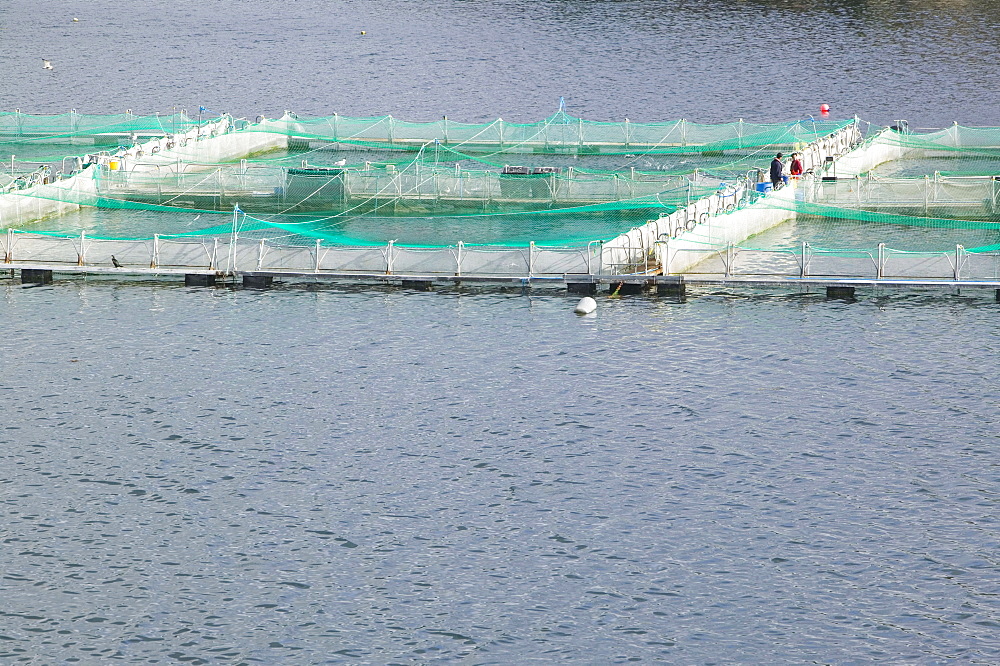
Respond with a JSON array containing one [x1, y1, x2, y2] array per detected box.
[[574, 296, 597, 315]]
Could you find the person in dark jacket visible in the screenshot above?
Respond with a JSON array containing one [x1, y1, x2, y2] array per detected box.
[[770, 152, 785, 189]]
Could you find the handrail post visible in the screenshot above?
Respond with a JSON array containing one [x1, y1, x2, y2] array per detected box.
[[151, 234, 159, 269], [314, 239, 322, 273], [877, 242, 885, 279], [78, 230, 86, 266]]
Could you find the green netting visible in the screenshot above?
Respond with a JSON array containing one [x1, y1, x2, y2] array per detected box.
[[0, 110, 202, 144], [4, 185, 680, 247], [725, 125, 1000, 255], [865, 126, 1000, 177], [740, 189, 1000, 255], [256, 111, 851, 156], [0, 111, 866, 250]]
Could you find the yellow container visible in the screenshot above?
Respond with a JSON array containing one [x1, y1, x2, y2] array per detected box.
[[109, 160, 119, 171]]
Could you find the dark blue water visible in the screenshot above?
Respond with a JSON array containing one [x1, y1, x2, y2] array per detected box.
[[2, 0, 1000, 127], [2, 1, 1000, 663], [2, 281, 999, 664]]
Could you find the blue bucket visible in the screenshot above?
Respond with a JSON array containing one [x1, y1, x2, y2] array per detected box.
[[755, 182, 772, 193]]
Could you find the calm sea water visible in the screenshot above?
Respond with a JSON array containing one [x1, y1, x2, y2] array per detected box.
[[1, 0, 1000, 127], [1, 1, 1000, 664]]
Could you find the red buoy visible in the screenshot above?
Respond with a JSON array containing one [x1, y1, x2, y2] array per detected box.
[[820, 103, 830, 116]]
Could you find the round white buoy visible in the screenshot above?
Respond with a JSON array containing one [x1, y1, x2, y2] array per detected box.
[[574, 296, 597, 315]]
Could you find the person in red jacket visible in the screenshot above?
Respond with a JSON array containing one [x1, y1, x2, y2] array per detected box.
[[790, 152, 804, 178]]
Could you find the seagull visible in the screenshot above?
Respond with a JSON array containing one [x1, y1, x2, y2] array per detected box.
[[42, 59, 53, 70], [111, 255, 122, 268], [333, 158, 347, 167]]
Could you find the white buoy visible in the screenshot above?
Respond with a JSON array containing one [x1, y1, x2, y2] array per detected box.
[[42, 59, 53, 70], [574, 296, 597, 315]]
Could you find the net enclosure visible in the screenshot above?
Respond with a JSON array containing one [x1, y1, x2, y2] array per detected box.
[[5, 110, 1000, 280], [0, 110, 854, 249]]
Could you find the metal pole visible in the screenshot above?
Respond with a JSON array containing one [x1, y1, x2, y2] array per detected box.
[[229, 205, 240, 275]]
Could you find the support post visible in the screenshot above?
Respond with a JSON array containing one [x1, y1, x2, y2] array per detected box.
[[826, 285, 856, 300], [151, 234, 159, 269], [21, 269, 52, 284], [609, 280, 646, 296], [657, 276, 685, 299], [566, 278, 597, 296], [243, 274, 273, 289], [185, 274, 216, 287]]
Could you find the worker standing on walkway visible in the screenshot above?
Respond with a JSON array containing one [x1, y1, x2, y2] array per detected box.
[[770, 152, 785, 189], [790, 152, 804, 178]]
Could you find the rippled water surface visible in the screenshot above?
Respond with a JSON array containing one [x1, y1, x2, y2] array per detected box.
[[2, 1, 1000, 663], [2, 281, 999, 663], [2, 0, 1000, 126]]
